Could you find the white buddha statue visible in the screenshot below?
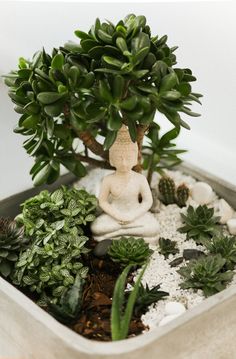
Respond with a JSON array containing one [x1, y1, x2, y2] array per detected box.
[[91, 125, 159, 244]]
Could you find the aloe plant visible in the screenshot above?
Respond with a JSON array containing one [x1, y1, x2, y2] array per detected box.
[[111, 262, 148, 341], [4, 14, 201, 185]]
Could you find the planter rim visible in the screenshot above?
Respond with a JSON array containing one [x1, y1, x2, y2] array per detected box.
[[1, 276, 236, 355], [1, 161, 236, 355]]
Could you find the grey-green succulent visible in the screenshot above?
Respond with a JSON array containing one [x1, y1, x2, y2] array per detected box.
[[0, 217, 28, 277], [205, 235, 236, 270], [178, 254, 234, 297], [107, 237, 153, 266], [158, 237, 179, 258], [178, 205, 220, 245]]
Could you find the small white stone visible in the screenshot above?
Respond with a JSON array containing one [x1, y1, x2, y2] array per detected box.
[[191, 182, 213, 205], [158, 314, 180, 326], [216, 199, 234, 224], [164, 301, 186, 316], [227, 219, 236, 235]]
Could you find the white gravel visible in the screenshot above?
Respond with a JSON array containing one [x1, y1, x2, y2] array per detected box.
[[74, 168, 236, 330]]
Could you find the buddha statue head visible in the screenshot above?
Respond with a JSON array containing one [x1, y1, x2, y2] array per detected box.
[[109, 125, 138, 172]]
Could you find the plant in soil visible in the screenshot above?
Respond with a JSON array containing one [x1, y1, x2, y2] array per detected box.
[[107, 237, 153, 266], [47, 273, 84, 324], [12, 186, 97, 303], [205, 235, 236, 270], [4, 14, 201, 186], [158, 237, 179, 258], [178, 254, 234, 297], [178, 205, 220, 245], [111, 262, 148, 341], [0, 217, 28, 277]]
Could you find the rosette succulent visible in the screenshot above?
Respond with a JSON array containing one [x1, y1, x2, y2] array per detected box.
[[158, 237, 179, 258], [205, 235, 236, 270], [178, 205, 220, 245], [107, 237, 153, 266], [0, 217, 28, 277], [178, 254, 233, 297]]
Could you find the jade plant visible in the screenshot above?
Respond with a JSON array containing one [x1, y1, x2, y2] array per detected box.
[[12, 186, 97, 303], [158, 237, 179, 258], [158, 176, 190, 207], [178, 254, 234, 297], [205, 235, 236, 270], [0, 217, 28, 277], [4, 14, 201, 186], [107, 237, 153, 266], [178, 205, 220, 245]]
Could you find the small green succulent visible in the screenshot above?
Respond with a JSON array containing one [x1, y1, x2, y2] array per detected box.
[[178, 205, 220, 245], [205, 235, 236, 270], [13, 186, 97, 302], [0, 217, 28, 277], [158, 237, 179, 258], [178, 254, 234, 297], [47, 274, 84, 324], [107, 237, 153, 266], [127, 283, 169, 315]]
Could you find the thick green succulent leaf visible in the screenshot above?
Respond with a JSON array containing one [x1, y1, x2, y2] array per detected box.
[[37, 92, 66, 105], [103, 130, 117, 150]]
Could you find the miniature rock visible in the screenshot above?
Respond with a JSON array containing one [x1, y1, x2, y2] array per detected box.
[[158, 314, 180, 326], [183, 249, 205, 260], [191, 182, 213, 205], [169, 257, 184, 267], [215, 199, 234, 224], [227, 219, 236, 235], [93, 239, 112, 257], [164, 301, 186, 316]]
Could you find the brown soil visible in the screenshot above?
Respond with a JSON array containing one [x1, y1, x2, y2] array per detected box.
[[70, 239, 147, 341], [11, 239, 147, 342]]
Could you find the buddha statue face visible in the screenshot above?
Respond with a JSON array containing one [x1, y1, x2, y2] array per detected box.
[[109, 125, 138, 172]]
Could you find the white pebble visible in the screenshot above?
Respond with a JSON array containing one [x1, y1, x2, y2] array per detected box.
[[216, 199, 234, 224], [227, 219, 236, 235], [191, 182, 213, 205], [164, 301, 186, 316]]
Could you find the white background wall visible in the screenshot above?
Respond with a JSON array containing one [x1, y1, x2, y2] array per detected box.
[[0, 0, 235, 200]]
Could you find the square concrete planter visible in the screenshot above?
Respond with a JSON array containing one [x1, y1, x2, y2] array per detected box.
[[1, 163, 236, 359]]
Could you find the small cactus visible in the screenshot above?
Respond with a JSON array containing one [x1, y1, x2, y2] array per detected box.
[[176, 184, 190, 207], [158, 176, 176, 205]]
